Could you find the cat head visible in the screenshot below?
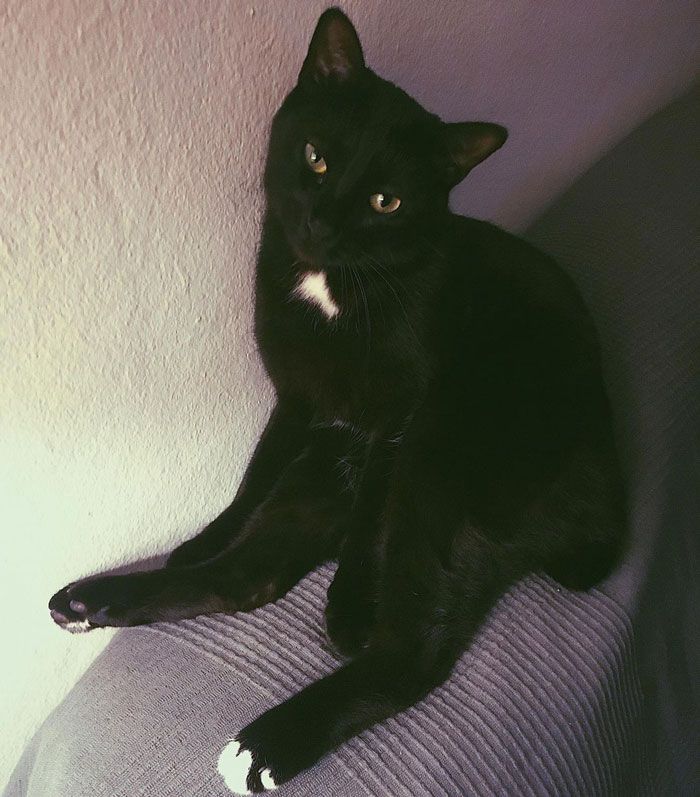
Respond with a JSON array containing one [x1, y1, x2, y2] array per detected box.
[[264, 7, 507, 271]]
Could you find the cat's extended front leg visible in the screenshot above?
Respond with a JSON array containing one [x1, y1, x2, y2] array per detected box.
[[49, 426, 354, 631], [49, 566, 232, 632]]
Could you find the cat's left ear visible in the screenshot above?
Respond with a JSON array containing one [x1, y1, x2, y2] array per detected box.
[[298, 8, 366, 88], [441, 122, 508, 187]]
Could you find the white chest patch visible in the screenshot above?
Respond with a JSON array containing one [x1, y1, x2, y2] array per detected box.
[[292, 270, 340, 319]]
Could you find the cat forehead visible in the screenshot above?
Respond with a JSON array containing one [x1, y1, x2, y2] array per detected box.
[[306, 106, 433, 175], [290, 71, 434, 143]]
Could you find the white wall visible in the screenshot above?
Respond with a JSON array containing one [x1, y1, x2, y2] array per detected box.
[[1, 0, 698, 788]]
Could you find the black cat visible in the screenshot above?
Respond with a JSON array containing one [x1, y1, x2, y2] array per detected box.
[[49, 8, 625, 793]]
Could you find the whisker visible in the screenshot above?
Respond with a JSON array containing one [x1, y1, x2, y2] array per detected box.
[[360, 251, 417, 341], [363, 262, 387, 326], [351, 265, 372, 352]]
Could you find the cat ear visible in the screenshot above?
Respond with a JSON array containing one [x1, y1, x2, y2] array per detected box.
[[442, 122, 508, 186], [299, 8, 365, 88]]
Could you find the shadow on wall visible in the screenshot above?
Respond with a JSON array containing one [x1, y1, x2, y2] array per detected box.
[[527, 83, 700, 794]]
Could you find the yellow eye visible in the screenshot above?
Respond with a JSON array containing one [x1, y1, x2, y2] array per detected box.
[[369, 193, 401, 214], [305, 142, 327, 174]]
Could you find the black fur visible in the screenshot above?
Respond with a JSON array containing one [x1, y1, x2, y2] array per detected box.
[[49, 8, 625, 791]]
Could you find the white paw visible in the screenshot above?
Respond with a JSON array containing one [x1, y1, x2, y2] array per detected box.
[[217, 740, 277, 794], [63, 619, 94, 634]]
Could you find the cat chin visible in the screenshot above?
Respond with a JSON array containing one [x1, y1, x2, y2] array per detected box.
[[287, 234, 384, 273], [287, 237, 349, 271], [290, 246, 334, 271]]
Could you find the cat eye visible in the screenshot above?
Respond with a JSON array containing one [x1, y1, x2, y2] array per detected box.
[[304, 142, 327, 175], [369, 193, 401, 214]]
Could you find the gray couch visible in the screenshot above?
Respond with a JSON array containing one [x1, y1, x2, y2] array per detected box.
[[5, 85, 698, 797]]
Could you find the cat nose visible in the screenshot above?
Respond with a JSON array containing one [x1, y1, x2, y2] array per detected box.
[[306, 214, 336, 242]]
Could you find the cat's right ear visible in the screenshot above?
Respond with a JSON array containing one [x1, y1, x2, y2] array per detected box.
[[441, 122, 508, 187], [298, 8, 366, 89]]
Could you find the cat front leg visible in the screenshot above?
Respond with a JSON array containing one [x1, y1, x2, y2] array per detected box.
[[218, 516, 517, 794], [166, 398, 313, 568], [48, 567, 233, 631], [220, 630, 464, 793], [218, 545, 469, 794], [218, 417, 514, 793], [324, 549, 378, 657], [48, 507, 330, 632], [49, 536, 298, 631], [324, 434, 399, 658], [49, 423, 355, 631]]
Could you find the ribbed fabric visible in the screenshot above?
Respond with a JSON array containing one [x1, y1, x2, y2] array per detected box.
[[158, 565, 647, 797], [4, 565, 646, 797]]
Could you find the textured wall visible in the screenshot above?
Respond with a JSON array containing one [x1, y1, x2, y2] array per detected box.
[[1, 0, 698, 788]]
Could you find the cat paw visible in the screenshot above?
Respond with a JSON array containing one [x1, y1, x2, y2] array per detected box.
[[49, 581, 104, 632], [48, 591, 96, 633], [48, 571, 166, 630], [325, 573, 375, 658], [219, 697, 330, 794], [217, 740, 278, 794], [325, 601, 373, 658]]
